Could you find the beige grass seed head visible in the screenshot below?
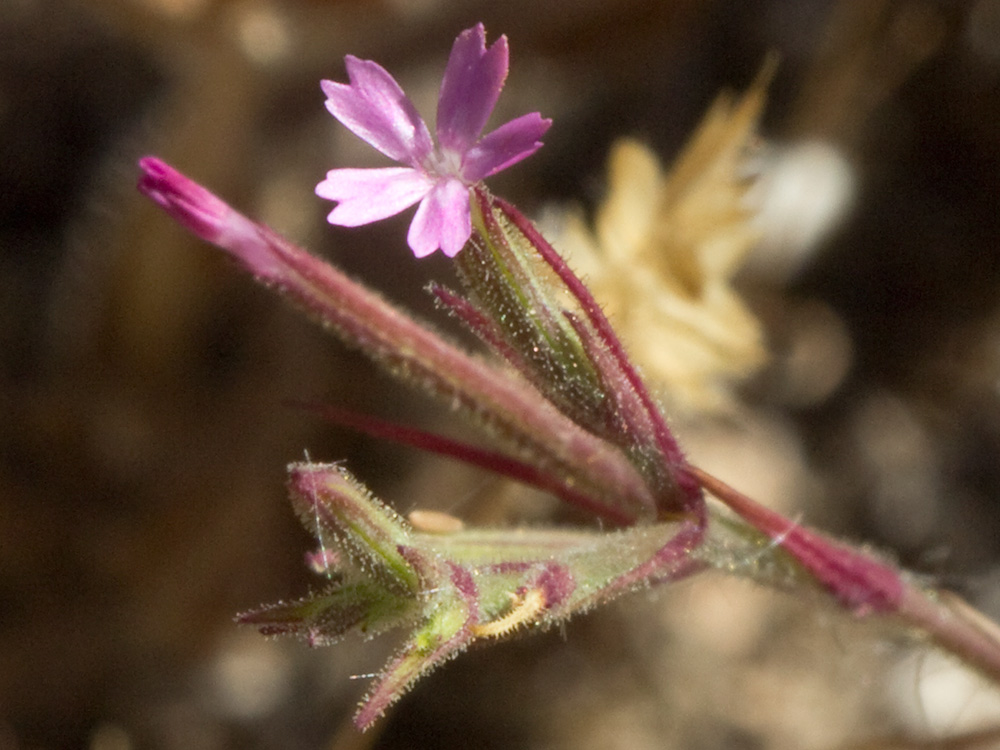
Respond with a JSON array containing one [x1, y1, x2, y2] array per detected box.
[[550, 66, 774, 417]]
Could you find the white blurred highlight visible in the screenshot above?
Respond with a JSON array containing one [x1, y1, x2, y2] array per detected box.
[[746, 141, 856, 280]]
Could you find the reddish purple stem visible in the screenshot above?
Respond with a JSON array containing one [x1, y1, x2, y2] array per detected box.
[[692, 466, 903, 614]]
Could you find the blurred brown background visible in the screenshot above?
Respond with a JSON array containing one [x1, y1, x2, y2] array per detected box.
[[4, 0, 1000, 748]]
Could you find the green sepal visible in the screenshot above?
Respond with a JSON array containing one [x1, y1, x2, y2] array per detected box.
[[287, 462, 420, 594]]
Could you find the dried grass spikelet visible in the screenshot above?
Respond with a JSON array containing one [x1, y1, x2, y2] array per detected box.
[[549, 65, 774, 416]]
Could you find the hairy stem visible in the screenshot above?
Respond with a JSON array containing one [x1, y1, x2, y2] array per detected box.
[[693, 464, 1000, 683]]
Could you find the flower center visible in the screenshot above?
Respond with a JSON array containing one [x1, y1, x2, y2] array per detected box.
[[425, 147, 467, 183]]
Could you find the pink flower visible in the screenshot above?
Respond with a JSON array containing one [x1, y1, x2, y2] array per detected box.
[[315, 23, 551, 258]]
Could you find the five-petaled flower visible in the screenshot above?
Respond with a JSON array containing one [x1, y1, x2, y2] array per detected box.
[[315, 23, 551, 258]]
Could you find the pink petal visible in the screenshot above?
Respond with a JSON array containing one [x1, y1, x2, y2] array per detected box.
[[436, 24, 509, 156], [407, 179, 471, 258], [322, 57, 433, 166], [138, 157, 288, 276], [316, 167, 433, 226], [137, 157, 230, 242], [461, 112, 552, 181], [140, 158, 309, 280]]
